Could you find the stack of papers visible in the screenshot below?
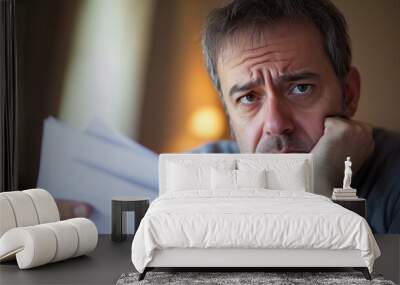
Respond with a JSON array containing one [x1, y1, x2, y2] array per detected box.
[[332, 188, 358, 200], [37, 117, 159, 234]]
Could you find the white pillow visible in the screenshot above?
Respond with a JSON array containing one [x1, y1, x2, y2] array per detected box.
[[167, 163, 210, 191], [166, 159, 236, 191], [236, 169, 267, 188], [238, 159, 309, 191], [211, 168, 236, 190], [267, 166, 307, 191], [211, 169, 268, 190]]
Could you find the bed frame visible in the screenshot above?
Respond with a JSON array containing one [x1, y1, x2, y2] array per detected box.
[[138, 154, 372, 281], [140, 248, 371, 280]]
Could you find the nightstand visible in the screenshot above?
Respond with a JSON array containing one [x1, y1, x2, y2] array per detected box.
[[112, 197, 149, 242], [332, 198, 367, 219]]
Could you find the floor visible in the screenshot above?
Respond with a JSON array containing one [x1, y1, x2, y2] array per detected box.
[[0, 235, 398, 285], [0, 235, 134, 285]]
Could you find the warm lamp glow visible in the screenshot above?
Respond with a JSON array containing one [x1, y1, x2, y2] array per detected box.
[[189, 106, 225, 139]]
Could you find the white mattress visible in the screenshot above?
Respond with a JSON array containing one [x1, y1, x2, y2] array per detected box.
[[131, 190, 380, 273]]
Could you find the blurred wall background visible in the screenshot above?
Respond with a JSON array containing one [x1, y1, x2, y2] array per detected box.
[[16, 0, 81, 189], [334, 0, 400, 132], [59, 0, 155, 138], [16, 0, 400, 189]]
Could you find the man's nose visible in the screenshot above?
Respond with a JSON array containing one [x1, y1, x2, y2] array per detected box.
[[261, 95, 294, 135]]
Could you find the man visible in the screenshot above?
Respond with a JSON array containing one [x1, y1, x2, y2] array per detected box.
[[192, 0, 400, 234]]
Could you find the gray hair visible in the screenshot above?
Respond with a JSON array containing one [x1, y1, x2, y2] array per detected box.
[[202, 0, 351, 94]]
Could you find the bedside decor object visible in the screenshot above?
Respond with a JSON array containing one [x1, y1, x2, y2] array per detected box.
[[112, 197, 149, 242], [343, 156, 354, 190], [0, 189, 98, 269], [332, 157, 358, 200]]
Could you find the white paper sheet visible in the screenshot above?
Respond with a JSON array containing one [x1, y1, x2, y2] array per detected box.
[[84, 117, 157, 158], [37, 117, 158, 233]]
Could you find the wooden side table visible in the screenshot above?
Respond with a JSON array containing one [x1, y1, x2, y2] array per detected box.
[[112, 197, 149, 242], [332, 198, 367, 219]]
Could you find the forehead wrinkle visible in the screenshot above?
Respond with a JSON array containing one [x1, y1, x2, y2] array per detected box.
[[246, 57, 294, 74], [249, 58, 299, 78], [231, 47, 298, 71], [243, 54, 300, 84], [232, 49, 276, 69], [232, 51, 297, 71], [249, 59, 314, 89], [239, 57, 295, 88], [241, 45, 298, 63]]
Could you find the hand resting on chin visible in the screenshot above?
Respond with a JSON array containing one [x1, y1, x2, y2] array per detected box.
[[311, 117, 375, 197]]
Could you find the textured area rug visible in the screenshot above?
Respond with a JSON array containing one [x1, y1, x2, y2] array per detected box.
[[116, 271, 396, 285]]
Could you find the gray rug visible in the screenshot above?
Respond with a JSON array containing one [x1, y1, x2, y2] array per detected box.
[[116, 271, 396, 285]]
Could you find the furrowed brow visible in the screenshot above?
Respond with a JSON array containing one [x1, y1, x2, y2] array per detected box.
[[227, 72, 319, 97], [279, 71, 320, 82], [228, 78, 263, 97]]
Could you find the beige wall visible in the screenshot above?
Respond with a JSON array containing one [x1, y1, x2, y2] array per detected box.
[[334, 0, 400, 132], [138, 0, 228, 153], [60, 0, 155, 138]]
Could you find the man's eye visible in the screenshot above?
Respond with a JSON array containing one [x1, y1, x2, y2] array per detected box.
[[291, 84, 312, 95], [238, 93, 259, 105]]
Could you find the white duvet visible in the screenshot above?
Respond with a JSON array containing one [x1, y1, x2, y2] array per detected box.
[[131, 189, 380, 273]]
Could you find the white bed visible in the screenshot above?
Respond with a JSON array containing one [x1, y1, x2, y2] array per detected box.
[[131, 154, 380, 280]]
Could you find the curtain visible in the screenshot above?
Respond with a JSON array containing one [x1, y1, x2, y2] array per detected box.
[[0, 0, 18, 192]]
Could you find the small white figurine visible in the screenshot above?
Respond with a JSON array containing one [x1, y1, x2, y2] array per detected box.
[[343, 156, 353, 189]]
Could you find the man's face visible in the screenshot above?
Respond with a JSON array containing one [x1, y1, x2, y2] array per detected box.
[[217, 19, 345, 153]]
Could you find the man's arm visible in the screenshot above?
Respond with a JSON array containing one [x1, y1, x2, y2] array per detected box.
[[311, 117, 375, 197]]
